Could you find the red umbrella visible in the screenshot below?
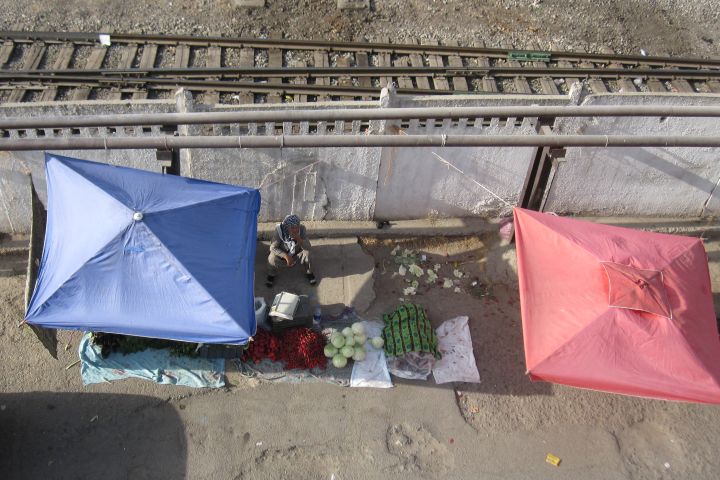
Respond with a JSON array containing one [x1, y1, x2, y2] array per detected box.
[[514, 207, 720, 403]]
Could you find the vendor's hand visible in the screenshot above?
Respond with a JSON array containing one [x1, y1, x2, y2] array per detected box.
[[284, 254, 295, 267]]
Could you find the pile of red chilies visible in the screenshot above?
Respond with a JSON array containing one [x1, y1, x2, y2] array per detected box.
[[243, 329, 280, 363], [280, 328, 327, 370], [243, 328, 326, 370]]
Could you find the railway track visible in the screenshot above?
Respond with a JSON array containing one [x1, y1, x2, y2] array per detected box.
[[1, 31, 719, 105]]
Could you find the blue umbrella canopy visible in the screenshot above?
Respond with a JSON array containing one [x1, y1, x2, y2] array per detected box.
[[26, 153, 260, 344]]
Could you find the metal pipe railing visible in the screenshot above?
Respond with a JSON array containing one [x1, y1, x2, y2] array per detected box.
[[1, 106, 720, 130], [1, 134, 719, 151]]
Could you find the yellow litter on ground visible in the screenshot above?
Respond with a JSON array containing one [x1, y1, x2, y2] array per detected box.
[[546, 453, 561, 466]]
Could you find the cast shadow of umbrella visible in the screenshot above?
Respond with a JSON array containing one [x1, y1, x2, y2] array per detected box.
[[0, 391, 187, 480], [462, 239, 555, 397], [441, 239, 554, 397], [254, 240, 376, 317]]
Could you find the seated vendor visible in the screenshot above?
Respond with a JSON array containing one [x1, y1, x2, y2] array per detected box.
[[266, 214, 316, 287]]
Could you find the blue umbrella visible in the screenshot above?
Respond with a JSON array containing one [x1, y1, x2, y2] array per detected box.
[[26, 153, 260, 344]]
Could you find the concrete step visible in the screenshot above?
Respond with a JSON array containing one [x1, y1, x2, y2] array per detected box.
[[257, 218, 500, 240], [257, 216, 720, 241], [0, 235, 29, 277], [0, 251, 27, 277]]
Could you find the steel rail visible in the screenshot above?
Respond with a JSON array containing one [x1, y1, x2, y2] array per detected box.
[[0, 69, 715, 97], [1, 134, 719, 151], [2, 31, 719, 68], [0, 76, 409, 96], [5, 66, 720, 79], [2, 106, 720, 130]]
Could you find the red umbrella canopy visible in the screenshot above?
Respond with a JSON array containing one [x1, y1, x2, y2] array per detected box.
[[514, 208, 720, 404]]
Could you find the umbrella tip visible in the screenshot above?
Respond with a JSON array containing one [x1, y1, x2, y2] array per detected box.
[[133, 212, 144, 221]]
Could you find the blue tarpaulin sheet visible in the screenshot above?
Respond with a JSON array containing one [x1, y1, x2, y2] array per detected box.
[[79, 333, 225, 388], [26, 154, 260, 344]]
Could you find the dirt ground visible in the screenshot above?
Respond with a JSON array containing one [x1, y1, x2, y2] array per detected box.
[[2, 230, 720, 479], [363, 233, 720, 479], [0, 0, 718, 57]]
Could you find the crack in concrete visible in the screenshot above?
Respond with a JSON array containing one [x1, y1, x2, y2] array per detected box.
[[701, 172, 720, 217]]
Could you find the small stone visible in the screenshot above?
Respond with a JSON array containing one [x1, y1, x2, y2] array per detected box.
[[337, 0, 369, 9], [232, 0, 265, 7]]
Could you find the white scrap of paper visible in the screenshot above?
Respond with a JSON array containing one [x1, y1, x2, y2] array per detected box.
[[98, 34, 111, 46]]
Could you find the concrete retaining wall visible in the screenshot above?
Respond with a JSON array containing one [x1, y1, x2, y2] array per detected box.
[[178, 98, 384, 222], [183, 145, 381, 222], [2, 92, 720, 234], [372, 94, 565, 219], [177, 93, 567, 222], [544, 94, 720, 217], [0, 100, 175, 233]]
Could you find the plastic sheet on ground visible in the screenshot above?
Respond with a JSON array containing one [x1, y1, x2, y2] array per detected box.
[[432, 316, 481, 384], [79, 333, 225, 388], [350, 320, 393, 388], [387, 352, 435, 380], [232, 358, 351, 386]]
